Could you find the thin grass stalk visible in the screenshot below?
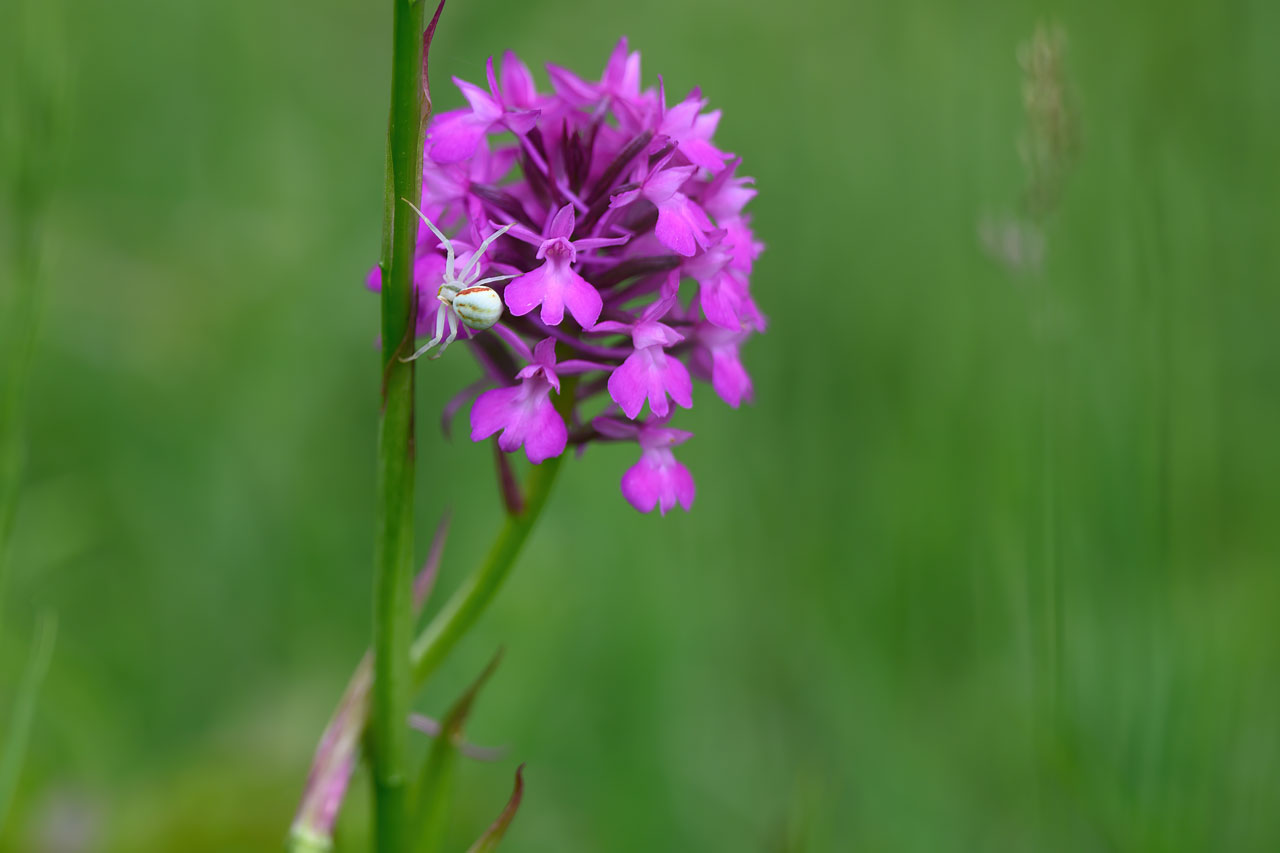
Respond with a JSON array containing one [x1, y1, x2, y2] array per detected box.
[[371, 0, 431, 849]]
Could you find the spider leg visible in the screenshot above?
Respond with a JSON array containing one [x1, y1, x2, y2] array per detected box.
[[401, 302, 448, 362], [472, 273, 517, 287], [429, 306, 460, 359], [458, 223, 513, 280], [402, 198, 455, 280]]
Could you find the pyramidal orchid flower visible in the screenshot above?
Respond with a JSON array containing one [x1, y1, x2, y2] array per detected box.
[[691, 322, 754, 408], [365, 39, 765, 512], [595, 417, 696, 515], [469, 331, 609, 463], [547, 37, 646, 113], [596, 276, 693, 419], [609, 155, 715, 257], [470, 337, 568, 464], [503, 204, 628, 328], [497, 51, 541, 111], [429, 57, 540, 164], [683, 240, 756, 331], [702, 156, 757, 223], [657, 88, 729, 174]]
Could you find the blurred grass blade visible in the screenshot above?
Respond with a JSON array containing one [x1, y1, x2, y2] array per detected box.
[[412, 511, 451, 614], [412, 649, 502, 853], [0, 612, 57, 832], [465, 764, 525, 853], [1, 0, 68, 609]]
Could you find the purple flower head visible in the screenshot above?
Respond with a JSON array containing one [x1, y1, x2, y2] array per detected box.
[[366, 41, 765, 512]]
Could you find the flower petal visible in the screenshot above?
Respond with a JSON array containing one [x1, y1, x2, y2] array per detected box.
[[470, 386, 522, 442], [679, 137, 729, 173], [659, 351, 693, 410], [645, 351, 671, 418], [429, 113, 491, 163], [453, 77, 503, 121], [607, 351, 650, 420], [711, 346, 753, 408], [501, 51, 539, 109], [592, 416, 640, 440], [503, 264, 549, 318], [502, 109, 541, 136], [522, 395, 567, 464], [672, 460, 696, 511], [562, 270, 604, 329], [621, 459, 662, 513], [699, 271, 743, 330], [547, 204, 576, 240], [608, 187, 642, 209], [546, 64, 599, 105], [655, 195, 713, 257], [642, 165, 697, 202]]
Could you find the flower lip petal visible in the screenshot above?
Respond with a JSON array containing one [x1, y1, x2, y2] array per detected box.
[[522, 393, 567, 463], [621, 460, 662, 513], [470, 386, 522, 441], [606, 351, 650, 419]]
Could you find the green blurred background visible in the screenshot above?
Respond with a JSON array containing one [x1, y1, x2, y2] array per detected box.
[[3, 0, 1279, 849]]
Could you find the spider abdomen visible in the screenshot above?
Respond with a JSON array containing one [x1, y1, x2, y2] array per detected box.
[[453, 285, 503, 331]]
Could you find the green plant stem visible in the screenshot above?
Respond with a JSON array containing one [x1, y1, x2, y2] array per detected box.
[[371, 0, 427, 850], [410, 456, 562, 684], [410, 391, 571, 688]]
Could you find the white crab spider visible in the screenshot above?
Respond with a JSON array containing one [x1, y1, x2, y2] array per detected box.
[[400, 199, 515, 361]]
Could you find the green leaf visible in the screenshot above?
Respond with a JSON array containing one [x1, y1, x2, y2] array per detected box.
[[465, 764, 525, 853], [410, 650, 502, 853]]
